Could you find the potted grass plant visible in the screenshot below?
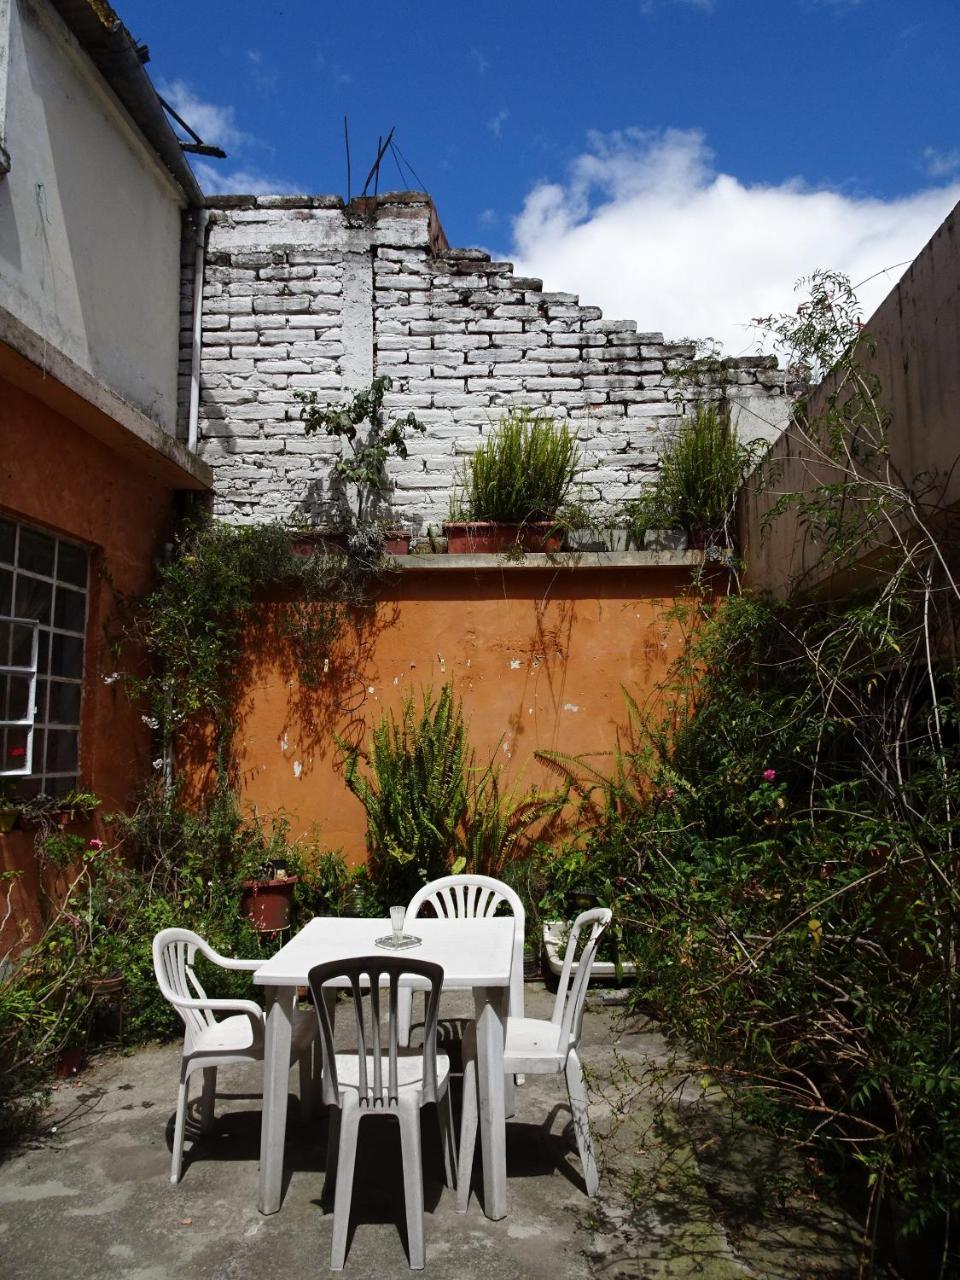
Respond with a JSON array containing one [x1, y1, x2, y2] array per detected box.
[[650, 404, 760, 549], [445, 409, 580, 553]]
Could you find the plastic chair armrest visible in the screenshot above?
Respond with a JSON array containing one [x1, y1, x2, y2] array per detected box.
[[174, 995, 264, 1021], [212, 957, 263, 972]]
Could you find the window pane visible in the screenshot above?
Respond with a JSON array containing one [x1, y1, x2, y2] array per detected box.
[[47, 775, 73, 800], [4, 725, 29, 770], [0, 569, 11, 616], [7, 620, 38, 669], [47, 681, 81, 726], [3, 675, 32, 720], [45, 729, 78, 773], [0, 520, 15, 566], [51, 634, 84, 680], [35, 629, 51, 675], [54, 586, 86, 634], [57, 541, 89, 590], [33, 677, 48, 722], [15, 574, 52, 625], [18, 527, 55, 577]]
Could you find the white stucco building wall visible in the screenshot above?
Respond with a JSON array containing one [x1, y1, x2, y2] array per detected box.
[[0, 0, 185, 431]]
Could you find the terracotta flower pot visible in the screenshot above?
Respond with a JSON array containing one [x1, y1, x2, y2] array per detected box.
[[442, 521, 563, 554], [383, 530, 412, 556], [241, 876, 299, 932]]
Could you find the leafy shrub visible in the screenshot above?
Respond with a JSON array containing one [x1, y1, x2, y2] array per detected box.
[[547, 588, 960, 1262], [0, 783, 350, 1141], [295, 375, 425, 528], [339, 685, 470, 902], [452, 409, 580, 523]]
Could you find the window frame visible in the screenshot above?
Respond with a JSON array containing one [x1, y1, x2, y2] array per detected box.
[[0, 614, 39, 777], [0, 516, 91, 795]]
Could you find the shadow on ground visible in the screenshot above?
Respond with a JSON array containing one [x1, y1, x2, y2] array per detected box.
[[0, 986, 867, 1279]]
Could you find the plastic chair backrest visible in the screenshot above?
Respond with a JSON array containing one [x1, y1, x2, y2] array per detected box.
[[551, 908, 612, 1053], [308, 956, 444, 1109], [406, 874, 524, 927], [152, 927, 219, 1040], [407, 874, 525, 1017]]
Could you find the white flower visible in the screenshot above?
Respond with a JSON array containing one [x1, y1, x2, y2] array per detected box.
[[141, 715, 160, 730], [102, 672, 120, 685], [152, 757, 164, 771]]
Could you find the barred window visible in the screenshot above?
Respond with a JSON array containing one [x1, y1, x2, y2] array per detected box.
[[0, 517, 89, 798]]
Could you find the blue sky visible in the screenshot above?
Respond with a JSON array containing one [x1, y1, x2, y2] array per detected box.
[[121, 0, 960, 349]]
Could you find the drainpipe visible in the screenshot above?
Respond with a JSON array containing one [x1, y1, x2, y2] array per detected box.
[[186, 209, 209, 453]]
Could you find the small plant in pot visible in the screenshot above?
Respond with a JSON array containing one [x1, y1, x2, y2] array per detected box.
[[295, 375, 426, 555], [445, 408, 581, 553], [237, 817, 301, 932], [651, 403, 761, 549]]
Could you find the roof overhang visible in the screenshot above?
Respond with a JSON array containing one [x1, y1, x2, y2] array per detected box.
[[48, 0, 204, 207], [0, 304, 211, 491]]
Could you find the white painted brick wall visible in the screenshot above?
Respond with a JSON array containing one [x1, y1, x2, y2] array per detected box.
[[185, 194, 790, 528]]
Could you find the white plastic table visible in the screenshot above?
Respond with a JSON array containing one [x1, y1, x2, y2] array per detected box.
[[252, 915, 514, 1219]]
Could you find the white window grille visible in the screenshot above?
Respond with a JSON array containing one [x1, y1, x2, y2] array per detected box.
[[0, 615, 38, 775], [0, 517, 90, 796]]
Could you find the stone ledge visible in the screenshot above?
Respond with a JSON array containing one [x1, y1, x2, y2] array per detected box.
[[396, 550, 731, 570]]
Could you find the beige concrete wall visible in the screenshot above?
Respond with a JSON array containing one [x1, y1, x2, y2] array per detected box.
[[0, 0, 184, 431], [741, 196, 960, 597]]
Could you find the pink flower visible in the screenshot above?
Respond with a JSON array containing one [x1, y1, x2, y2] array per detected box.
[[663, 786, 676, 800], [88, 838, 104, 851], [762, 769, 777, 783]]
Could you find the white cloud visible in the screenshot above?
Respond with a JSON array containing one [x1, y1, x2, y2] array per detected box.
[[192, 161, 300, 197], [488, 109, 509, 140], [157, 79, 250, 151], [510, 128, 960, 353], [924, 146, 960, 178]]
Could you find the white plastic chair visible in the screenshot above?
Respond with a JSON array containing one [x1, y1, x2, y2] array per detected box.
[[397, 874, 525, 1048], [152, 927, 317, 1184], [308, 955, 456, 1271], [456, 906, 612, 1210]]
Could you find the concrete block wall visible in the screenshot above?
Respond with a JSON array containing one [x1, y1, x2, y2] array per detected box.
[[182, 192, 790, 528]]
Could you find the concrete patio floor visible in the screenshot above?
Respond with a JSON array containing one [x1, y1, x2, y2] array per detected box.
[[0, 983, 865, 1279]]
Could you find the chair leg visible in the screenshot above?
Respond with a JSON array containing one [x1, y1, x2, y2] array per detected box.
[[565, 1050, 599, 1196], [200, 1067, 217, 1135], [324, 1107, 341, 1202], [171, 1065, 190, 1184], [456, 1055, 478, 1213], [438, 1085, 456, 1188], [298, 1048, 314, 1122], [398, 1105, 425, 1270], [330, 1105, 359, 1271], [397, 986, 413, 1048]]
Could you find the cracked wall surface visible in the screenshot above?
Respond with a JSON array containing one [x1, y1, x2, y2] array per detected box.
[[181, 192, 790, 529]]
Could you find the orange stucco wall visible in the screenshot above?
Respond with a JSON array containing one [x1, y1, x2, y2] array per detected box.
[[229, 563, 705, 864], [1, 375, 176, 947]]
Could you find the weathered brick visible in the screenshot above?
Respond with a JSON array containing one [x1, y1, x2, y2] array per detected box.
[[191, 200, 787, 525]]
